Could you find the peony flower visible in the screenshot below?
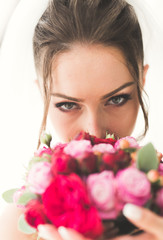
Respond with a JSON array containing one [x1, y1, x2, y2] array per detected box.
[[34, 146, 53, 157], [27, 162, 53, 194], [25, 199, 48, 228], [42, 173, 103, 238], [155, 188, 163, 215], [86, 171, 119, 219], [114, 136, 139, 150], [92, 143, 115, 153], [64, 140, 92, 158], [116, 167, 151, 209], [13, 186, 26, 209]]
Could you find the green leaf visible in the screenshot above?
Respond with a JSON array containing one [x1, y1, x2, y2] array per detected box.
[[18, 214, 36, 234], [106, 133, 116, 140], [136, 143, 158, 173], [2, 188, 19, 203], [17, 192, 37, 205]]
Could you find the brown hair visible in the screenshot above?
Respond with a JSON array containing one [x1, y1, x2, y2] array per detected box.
[[33, 0, 148, 147]]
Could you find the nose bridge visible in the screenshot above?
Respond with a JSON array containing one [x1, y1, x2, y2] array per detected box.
[[84, 108, 105, 138]]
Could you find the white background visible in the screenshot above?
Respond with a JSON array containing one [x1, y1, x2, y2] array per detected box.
[[0, 0, 163, 214]]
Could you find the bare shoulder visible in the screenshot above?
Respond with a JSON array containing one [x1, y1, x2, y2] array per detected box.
[[0, 204, 38, 240]]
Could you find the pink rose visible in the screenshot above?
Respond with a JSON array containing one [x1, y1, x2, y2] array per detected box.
[[92, 143, 115, 153], [116, 167, 151, 209], [34, 146, 53, 157], [42, 173, 103, 238], [155, 188, 163, 215], [27, 162, 53, 194], [114, 136, 139, 150], [64, 140, 92, 158], [13, 186, 26, 209], [53, 143, 67, 152], [86, 171, 119, 219], [158, 163, 163, 176]]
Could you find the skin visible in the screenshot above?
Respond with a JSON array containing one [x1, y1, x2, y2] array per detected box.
[[48, 44, 143, 142]]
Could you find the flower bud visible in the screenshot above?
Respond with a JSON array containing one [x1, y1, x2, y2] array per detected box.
[[157, 152, 163, 162], [159, 176, 163, 186], [105, 133, 116, 140], [131, 152, 137, 162], [40, 133, 52, 147], [147, 170, 160, 183], [119, 139, 130, 149]]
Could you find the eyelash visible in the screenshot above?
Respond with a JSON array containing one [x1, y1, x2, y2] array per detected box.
[[105, 94, 132, 106], [54, 94, 131, 112], [55, 102, 81, 112]]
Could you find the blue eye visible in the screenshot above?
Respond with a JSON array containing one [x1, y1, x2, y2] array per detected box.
[[55, 102, 80, 112], [106, 94, 131, 106]]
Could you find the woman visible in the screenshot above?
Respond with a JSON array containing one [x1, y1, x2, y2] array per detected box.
[[1, 0, 163, 239]]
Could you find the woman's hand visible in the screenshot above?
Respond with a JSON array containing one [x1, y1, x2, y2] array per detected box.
[[38, 203, 163, 240], [38, 224, 90, 240], [38, 222, 118, 240], [110, 203, 163, 240]]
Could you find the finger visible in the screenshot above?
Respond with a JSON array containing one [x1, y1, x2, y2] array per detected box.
[[58, 227, 91, 240], [38, 224, 63, 240], [123, 204, 163, 238]]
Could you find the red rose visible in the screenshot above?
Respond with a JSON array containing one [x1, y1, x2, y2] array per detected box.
[[92, 136, 117, 146], [79, 151, 98, 174], [115, 150, 131, 169], [101, 150, 131, 172], [74, 131, 117, 146], [51, 151, 79, 175], [102, 153, 117, 169], [25, 199, 48, 228], [42, 174, 103, 238], [74, 131, 93, 142]]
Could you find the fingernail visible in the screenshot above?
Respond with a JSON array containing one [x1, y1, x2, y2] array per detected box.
[[38, 225, 48, 239], [58, 226, 69, 239], [123, 203, 142, 221]]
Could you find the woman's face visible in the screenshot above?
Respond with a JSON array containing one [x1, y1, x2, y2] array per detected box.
[[48, 44, 142, 142]]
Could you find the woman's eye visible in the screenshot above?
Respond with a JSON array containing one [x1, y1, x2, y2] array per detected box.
[[55, 102, 80, 112], [106, 94, 131, 106]]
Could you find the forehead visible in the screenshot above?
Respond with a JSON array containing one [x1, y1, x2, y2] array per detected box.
[[51, 44, 133, 97]]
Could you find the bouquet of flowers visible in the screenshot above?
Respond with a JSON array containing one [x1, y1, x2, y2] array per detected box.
[[3, 132, 163, 239]]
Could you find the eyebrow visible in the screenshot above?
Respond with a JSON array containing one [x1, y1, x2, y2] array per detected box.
[[51, 81, 135, 102], [101, 81, 135, 100], [51, 93, 84, 102]]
